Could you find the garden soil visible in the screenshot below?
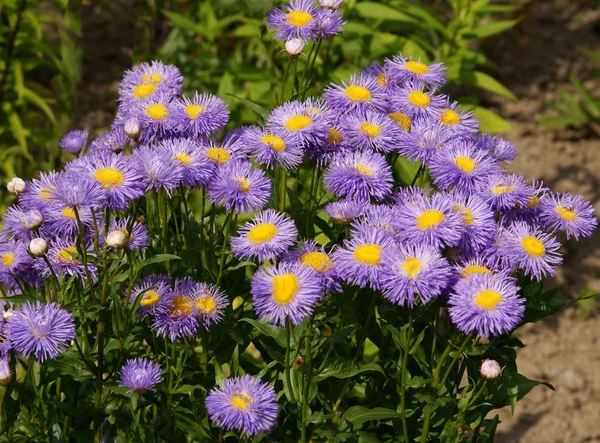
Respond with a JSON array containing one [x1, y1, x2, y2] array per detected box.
[[76, 1, 600, 441]]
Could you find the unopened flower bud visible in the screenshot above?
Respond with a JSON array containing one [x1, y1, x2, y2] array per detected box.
[[106, 230, 128, 249], [6, 177, 25, 196], [29, 238, 48, 257], [320, 0, 343, 9], [285, 38, 305, 57], [0, 357, 12, 386], [21, 210, 43, 230], [480, 359, 502, 381], [2, 309, 15, 321], [124, 118, 141, 139]]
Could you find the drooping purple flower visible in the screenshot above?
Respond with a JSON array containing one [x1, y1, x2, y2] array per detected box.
[[206, 375, 278, 436], [159, 138, 215, 187], [324, 74, 388, 113], [243, 126, 303, 170], [119, 358, 163, 394], [89, 128, 131, 154], [59, 130, 88, 154], [475, 134, 518, 163], [448, 193, 496, 255], [170, 92, 230, 137], [35, 238, 95, 280], [362, 61, 393, 92], [267, 0, 319, 41], [282, 240, 341, 294], [342, 110, 402, 153], [385, 55, 447, 89], [396, 119, 453, 165], [7, 301, 75, 362], [539, 192, 597, 240], [51, 172, 106, 212], [315, 8, 346, 39], [324, 199, 370, 223], [199, 136, 246, 168], [132, 145, 183, 195], [351, 204, 401, 241]]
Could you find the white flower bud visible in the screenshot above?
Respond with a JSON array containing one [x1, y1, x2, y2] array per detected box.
[[21, 210, 43, 230], [0, 358, 12, 386], [2, 309, 15, 321], [106, 230, 128, 249], [29, 238, 48, 257], [124, 118, 141, 139], [320, 0, 343, 9], [480, 359, 502, 381], [6, 177, 25, 196], [285, 38, 305, 58]]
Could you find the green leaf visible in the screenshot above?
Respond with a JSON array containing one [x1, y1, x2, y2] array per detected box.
[[239, 318, 287, 348], [173, 411, 211, 440], [465, 19, 519, 39], [214, 359, 226, 386], [135, 254, 181, 272], [477, 415, 500, 442], [162, 10, 202, 34], [218, 73, 235, 108], [226, 93, 269, 124], [313, 358, 384, 383], [457, 70, 517, 100], [230, 344, 239, 377], [570, 75, 600, 118], [354, 2, 414, 22], [22, 87, 56, 125], [343, 406, 401, 426], [5, 104, 31, 159], [539, 115, 584, 127], [470, 106, 512, 133]]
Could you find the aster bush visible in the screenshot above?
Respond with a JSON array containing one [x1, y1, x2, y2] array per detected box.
[[0, 1, 597, 442]]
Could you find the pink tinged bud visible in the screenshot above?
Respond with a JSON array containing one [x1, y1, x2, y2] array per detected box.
[[106, 230, 128, 249], [29, 238, 48, 257], [0, 358, 12, 386], [124, 118, 141, 139], [6, 177, 25, 196], [320, 0, 343, 9], [285, 38, 305, 57], [480, 359, 502, 381], [22, 210, 43, 230]]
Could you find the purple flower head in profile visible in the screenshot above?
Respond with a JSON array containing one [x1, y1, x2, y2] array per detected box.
[[132, 145, 183, 194], [208, 160, 271, 213], [159, 138, 215, 187], [435, 101, 479, 135], [324, 150, 393, 201], [51, 172, 106, 212], [380, 244, 453, 307], [36, 238, 96, 280], [324, 73, 387, 113], [206, 375, 278, 436], [390, 82, 447, 120], [448, 274, 525, 338], [59, 130, 88, 153], [455, 255, 508, 280], [190, 282, 229, 329], [129, 275, 171, 319], [282, 240, 341, 294], [351, 204, 401, 241], [362, 61, 393, 92], [2, 206, 44, 241], [170, 92, 229, 137], [448, 193, 496, 256], [0, 238, 31, 276], [342, 110, 402, 153], [89, 128, 130, 154], [539, 192, 597, 240], [199, 136, 245, 168], [251, 261, 322, 327], [20, 172, 62, 211], [315, 8, 346, 39], [267, 0, 319, 41], [268, 100, 329, 147], [151, 278, 199, 342], [385, 55, 447, 89], [475, 134, 517, 163], [396, 119, 452, 165], [119, 358, 163, 394], [324, 199, 370, 223], [476, 173, 533, 211], [394, 185, 430, 206], [119, 60, 183, 103], [231, 210, 298, 262], [243, 126, 303, 170], [7, 301, 75, 362]]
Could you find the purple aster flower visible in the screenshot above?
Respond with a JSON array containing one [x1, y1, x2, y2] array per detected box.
[[199, 136, 245, 168], [206, 375, 278, 436], [159, 138, 215, 187], [231, 210, 298, 262], [324, 199, 370, 223], [539, 192, 597, 240], [342, 110, 402, 153], [208, 160, 271, 213], [499, 179, 548, 225], [132, 145, 183, 195], [2, 206, 44, 241], [68, 151, 146, 211], [151, 278, 199, 342], [385, 55, 447, 89], [394, 186, 430, 206], [243, 126, 303, 170], [474, 134, 518, 163], [43, 202, 93, 238], [7, 301, 75, 362], [36, 238, 95, 280], [324, 150, 393, 201], [395, 192, 464, 249], [390, 82, 447, 120], [449, 193, 496, 255], [134, 95, 174, 144], [324, 74, 387, 113], [51, 172, 106, 212], [455, 256, 506, 280], [396, 120, 453, 165], [268, 100, 329, 147], [107, 218, 150, 251], [251, 261, 322, 327], [363, 62, 394, 92], [129, 275, 171, 319], [351, 204, 401, 240], [0, 238, 31, 276], [380, 244, 453, 306], [436, 101, 479, 135], [119, 61, 183, 103], [282, 240, 341, 294], [304, 115, 351, 166], [448, 274, 525, 337], [20, 172, 62, 211], [387, 110, 412, 132], [59, 130, 88, 153], [190, 282, 229, 329], [170, 92, 230, 137], [119, 358, 163, 394], [476, 173, 533, 211], [429, 140, 501, 193], [498, 221, 562, 281], [332, 229, 395, 290], [315, 8, 346, 39], [267, 0, 319, 41], [89, 128, 131, 154]]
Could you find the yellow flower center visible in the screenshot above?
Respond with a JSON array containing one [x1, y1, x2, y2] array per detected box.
[[39, 186, 54, 200], [61, 207, 77, 219], [286, 10, 313, 27], [174, 153, 191, 166], [133, 83, 156, 99], [555, 205, 577, 221], [94, 167, 125, 189], [146, 103, 168, 120], [235, 177, 251, 193], [360, 122, 381, 138], [261, 135, 286, 152], [171, 295, 193, 316], [57, 246, 78, 264], [206, 147, 230, 165], [184, 104, 206, 119], [196, 296, 216, 314], [408, 91, 430, 108], [527, 195, 540, 208], [389, 112, 411, 131], [404, 60, 429, 75], [403, 256, 422, 279], [461, 265, 492, 279], [452, 205, 474, 226], [521, 236, 545, 258], [345, 85, 372, 102], [327, 128, 343, 145], [140, 290, 160, 307], [353, 244, 382, 265], [284, 114, 313, 131], [441, 109, 461, 126], [454, 156, 476, 173], [376, 73, 388, 87], [247, 223, 278, 244], [1, 253, 15, 267], [272, 273, 299, 305], [305, 106, 322, 116], [491, 185, 515, 195], [300, 251, 333, 273], [142, 73, 163, 84], [416, 209, 445, 230], [354, 163, 373, 176], [475, 289, 503, 310], [230, 393, 253, 410]]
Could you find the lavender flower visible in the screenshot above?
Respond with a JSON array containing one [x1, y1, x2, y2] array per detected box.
[[59, 130, 88, 153], [170, 93, 229, 137], [539, 192, 597, 240], [267, 0, 319, 41], [324, 74, 387, 113], [119, 358, 163, 394], [385, 55, 447, 89]]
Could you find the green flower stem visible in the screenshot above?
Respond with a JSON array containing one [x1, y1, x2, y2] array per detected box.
[[400, 313, 413, 443], [74, 208, 96, 303], [41, 254, 60, 300], [437, 335, 471, 391], [301, 317, 314, 443], [216, 211, 236, 287], [279, 168, 287, 212], [285, 318, 296, 402], [280, 59, 293, 104], [411, 164, 424, 186]]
